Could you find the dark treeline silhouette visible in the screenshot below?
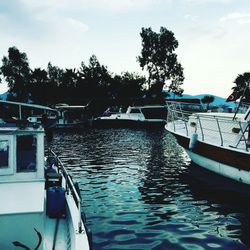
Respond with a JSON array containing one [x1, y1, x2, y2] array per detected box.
[[0, 47, 146, 103], [0, 47, 149, 114], [0, 27, 186, 115]]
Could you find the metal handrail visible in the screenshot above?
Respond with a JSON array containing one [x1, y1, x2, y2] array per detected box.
[[216, 118, 223, 146], [50, 150, 83, 233], [166, 102, 250, 151], [235, 122, 249, 151], [197, 116, 204, 141]]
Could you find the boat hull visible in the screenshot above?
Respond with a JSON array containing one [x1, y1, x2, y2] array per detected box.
[[171, 132, 250, 185], [0, 213, 44, 250], [92, 118, 166, 129], [56, 123, 85, 130], [56, 120, 92, 130]]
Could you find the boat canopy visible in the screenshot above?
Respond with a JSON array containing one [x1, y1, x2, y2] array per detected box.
[[0, 100, 56, 112]]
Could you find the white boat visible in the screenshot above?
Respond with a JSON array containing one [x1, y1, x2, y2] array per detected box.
[[0, 105, 91, 249], [93, 105, 168, 128], [55, 104, 90, 130], [0, 100, 57, 127], [165, 101, 250, 185]]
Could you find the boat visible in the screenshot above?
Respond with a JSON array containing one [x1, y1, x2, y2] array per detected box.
[[0, 103, 91, 249], [165, 100, 250, 185], [92, 105, 168, 128], [55, 104, 91, 130], [0, 100, 57, 127]]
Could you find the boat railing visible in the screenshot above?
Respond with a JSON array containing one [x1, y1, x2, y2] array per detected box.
[[50, 149, 84, 233], [166, 101, 250, 151]]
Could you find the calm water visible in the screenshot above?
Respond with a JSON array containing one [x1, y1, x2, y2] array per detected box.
[[52, 128, 250, 250]]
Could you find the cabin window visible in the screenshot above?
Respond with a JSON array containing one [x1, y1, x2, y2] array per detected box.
[[130, 109, 141, 114], [0, 140, 9, 168], [16, 135, 37, 172], [141, 108, 167, 119]]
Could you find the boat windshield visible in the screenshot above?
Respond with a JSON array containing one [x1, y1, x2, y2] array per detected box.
[[130, 109, 141, 114], [16, 135, 37, 172], [141, 107, 167, 119]]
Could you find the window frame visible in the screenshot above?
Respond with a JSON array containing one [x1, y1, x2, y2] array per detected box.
[[130, 108, 141, 114], [16, 134, 37, 173], [0, 135, 14, 175]]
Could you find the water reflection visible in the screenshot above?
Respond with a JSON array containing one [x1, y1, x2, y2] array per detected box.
[[52, 129, 250, 250], [181, 163, 250, 248]]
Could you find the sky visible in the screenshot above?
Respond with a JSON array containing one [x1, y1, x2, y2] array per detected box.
[[0, 0, 250, 98]]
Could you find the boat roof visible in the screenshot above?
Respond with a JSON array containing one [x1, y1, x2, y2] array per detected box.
[[55, 104, 87, 109], [0, 100, 56, 112], [129, 105, 166, 109], [166, 98, 201, 104], [0, 126, 44, 134]]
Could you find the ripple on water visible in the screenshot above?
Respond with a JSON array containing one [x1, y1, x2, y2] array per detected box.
[[53, 129, 250, 250]]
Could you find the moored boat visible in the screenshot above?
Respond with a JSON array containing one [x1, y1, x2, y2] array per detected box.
[[0, 104, 91, 249], [165, 101, 250, 185], [55, 104, 91, 130], [0, 100, 57, 127], [92, 105, 168, 128]]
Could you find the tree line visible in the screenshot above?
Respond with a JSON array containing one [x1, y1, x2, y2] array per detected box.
[[1, 25, 250, 113], [0, 27, 186, 110], [0, 48, 147, 105]]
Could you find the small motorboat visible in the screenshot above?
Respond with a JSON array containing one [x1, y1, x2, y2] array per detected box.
[[92, 105, 168, 128], [55, 104, 91, 130], [0, 103, 91, 249]]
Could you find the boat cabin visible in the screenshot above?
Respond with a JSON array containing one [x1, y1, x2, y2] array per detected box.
[[125, 105, 168, 120], [0, 125, 46, 249], [0, 126, 44, 181], [0, 105, 91, 249], [55, 104, 89, 128]]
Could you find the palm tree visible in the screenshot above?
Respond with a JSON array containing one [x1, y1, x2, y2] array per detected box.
[[201, 95, 214, 110], [233, 72, 250, 102]]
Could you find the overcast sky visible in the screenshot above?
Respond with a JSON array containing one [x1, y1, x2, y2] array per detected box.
[[0, 0, 250, 97]]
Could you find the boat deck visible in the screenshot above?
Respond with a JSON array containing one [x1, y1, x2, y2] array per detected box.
[[44, 215, 70, 249], [167, 118, 249, 152]]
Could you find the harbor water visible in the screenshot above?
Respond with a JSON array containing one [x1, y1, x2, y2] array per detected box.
[[52, 128, 250, 250]]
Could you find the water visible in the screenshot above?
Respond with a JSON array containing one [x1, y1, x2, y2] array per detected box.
[[52, 128, 250, 250]]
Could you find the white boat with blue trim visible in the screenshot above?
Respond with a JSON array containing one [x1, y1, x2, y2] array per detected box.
[[0, 102, 91, 249], [93, 105, 168, 128], [165, 101, 250, 185]]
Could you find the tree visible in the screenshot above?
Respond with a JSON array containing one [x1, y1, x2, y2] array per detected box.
[[112, 72, 145, 99], [0, 46, 31, 102], [137, 27, 184, 96], [201, 95, 214, 110], [77, 55, 112, 99], [29, 68, 48, 103], [59, 68, 78, 102], [47, 62, 64, 88], [46, 62, 64, 104], [231, 72, 250, 102]]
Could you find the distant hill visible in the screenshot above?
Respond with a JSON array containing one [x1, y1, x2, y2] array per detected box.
[[0, 90, 238, 109], [0, 92, 7, 100], [166, 92, 237, 108]]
